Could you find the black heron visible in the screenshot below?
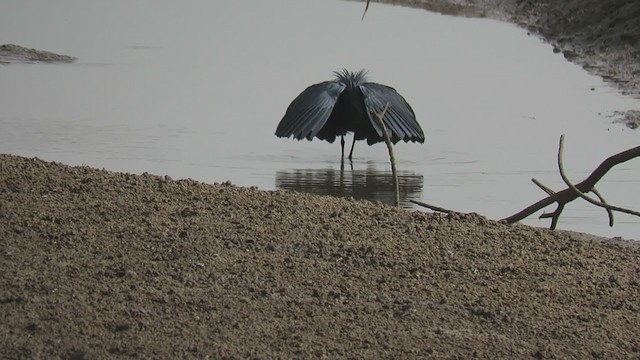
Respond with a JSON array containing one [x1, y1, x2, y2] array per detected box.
[[275, 69, 424, 160]]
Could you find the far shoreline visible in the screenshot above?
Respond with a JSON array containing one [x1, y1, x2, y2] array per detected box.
[[357, 0, 640, 101], [0, 43, 76, 65]]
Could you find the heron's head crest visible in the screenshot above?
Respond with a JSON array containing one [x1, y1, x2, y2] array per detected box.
[[333, 69, 368, 89]]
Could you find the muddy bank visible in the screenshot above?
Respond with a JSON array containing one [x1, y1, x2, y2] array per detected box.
[[363, 0, 640, 99], [510, 0, 640, 99], [1, 154, 639, 358], [0, 44, 75, 65]]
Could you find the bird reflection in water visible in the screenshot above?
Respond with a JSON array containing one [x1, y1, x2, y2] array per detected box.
[[275, 162, 423, 208]]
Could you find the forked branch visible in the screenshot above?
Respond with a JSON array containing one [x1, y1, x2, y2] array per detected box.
[[502, 135, 640, 229]]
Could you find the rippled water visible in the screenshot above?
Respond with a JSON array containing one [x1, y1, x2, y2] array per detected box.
[[1, 0, 638, 239]]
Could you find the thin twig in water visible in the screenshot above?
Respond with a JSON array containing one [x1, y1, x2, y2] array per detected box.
[[590, 188, 614, 226], [410, 200, 458, 215], [532, 178, 556, 196], [373, 103, 399, 207], [362, 0, 371, 20]]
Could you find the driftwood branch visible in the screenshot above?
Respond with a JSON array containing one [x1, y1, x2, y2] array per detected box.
[[373, 103, 400, 207], [502, 135, 640, 228], [556, 135, 640, 217]]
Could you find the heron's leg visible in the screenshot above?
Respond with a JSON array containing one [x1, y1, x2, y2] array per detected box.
[[348, 136, 356, 160], [340, 136, 345, 158]]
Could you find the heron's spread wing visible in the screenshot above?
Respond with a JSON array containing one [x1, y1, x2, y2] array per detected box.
[[276, 81, 346, 141], [359, 83, 424, 143]]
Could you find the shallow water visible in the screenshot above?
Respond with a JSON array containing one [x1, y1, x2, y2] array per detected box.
[[1, 0, 638, 239]]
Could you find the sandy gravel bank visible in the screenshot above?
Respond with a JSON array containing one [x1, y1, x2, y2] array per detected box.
[[2, 154, 639, 358]]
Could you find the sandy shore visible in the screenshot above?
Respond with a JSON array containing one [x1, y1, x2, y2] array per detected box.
[[2, 154, 639, 358], [2, 1, 640, 358]]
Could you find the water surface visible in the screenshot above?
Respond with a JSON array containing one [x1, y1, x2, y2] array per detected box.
[[1, 0, 638, 239]]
